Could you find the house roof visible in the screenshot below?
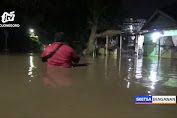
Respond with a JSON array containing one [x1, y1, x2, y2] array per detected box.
[[96, 30, 121, 38]]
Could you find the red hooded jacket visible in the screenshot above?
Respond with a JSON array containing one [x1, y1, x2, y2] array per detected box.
[[41, 42, 80, 68]]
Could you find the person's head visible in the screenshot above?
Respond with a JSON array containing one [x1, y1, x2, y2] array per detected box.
[[54, 32, 65, 42]]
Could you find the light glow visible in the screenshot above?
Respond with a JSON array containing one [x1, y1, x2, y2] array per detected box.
[[152, 32, 162, 43], [29, 29, 34, 33]]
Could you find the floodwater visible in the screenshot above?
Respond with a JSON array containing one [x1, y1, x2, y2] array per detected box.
[[0, 53, 177, 118]]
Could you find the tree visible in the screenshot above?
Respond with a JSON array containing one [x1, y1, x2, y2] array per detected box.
[[26, 0, 126, 54], [0, 0, 126, 53], [84, 0, 126, 55]]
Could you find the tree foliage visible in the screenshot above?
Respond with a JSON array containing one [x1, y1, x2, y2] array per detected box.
[[0, 0, 126, 53]]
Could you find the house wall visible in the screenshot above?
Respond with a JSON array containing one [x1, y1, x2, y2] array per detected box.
[[160, 34, 177, 58], [161, 49, 177, 58], [143, 33, 159, 57], [142, 10, 177, 58], [143, 33, 177, 58]]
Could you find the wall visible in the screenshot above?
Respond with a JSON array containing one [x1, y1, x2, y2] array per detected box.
[[143, 33, 159, 57], [143, 32, 177, 58]]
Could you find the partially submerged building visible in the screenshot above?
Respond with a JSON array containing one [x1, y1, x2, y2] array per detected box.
[[141, 6, 177, 58], [95, 18, 146, 57], [96, 30, 121, 56], [121, 18, 146, 55], [95, 7, 177, 59]]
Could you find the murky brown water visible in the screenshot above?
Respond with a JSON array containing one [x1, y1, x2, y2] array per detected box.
[[0, 53, 177, 118]]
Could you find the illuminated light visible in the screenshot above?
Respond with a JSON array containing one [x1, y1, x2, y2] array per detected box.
[[127, 81, 130, 88], [28, 56, 37, 81], [30, 56, 34, 68], [28, 71, 32, 75], [152, 32, 162, 43], [149, 71, 157, 90], [29, 29, 34, 33], [129, 25, 133, 30], [149, 72, 157, 82], [131, 36, 135, 40], [151, 84, 155, 89], [135, 74, 142, 79]]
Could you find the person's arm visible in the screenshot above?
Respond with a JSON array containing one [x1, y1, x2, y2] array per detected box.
[[71, 48, 80, 63], [41, 49, 48, 62], [41, 50, 47, 58], [41, 46, 51, 62]]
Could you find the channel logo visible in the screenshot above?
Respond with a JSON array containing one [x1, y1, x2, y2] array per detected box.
[[0, 11, 20, 27], [135, 96, 176, 104]]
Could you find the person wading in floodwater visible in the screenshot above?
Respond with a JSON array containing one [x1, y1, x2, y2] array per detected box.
[[41, 32, 80, 68]]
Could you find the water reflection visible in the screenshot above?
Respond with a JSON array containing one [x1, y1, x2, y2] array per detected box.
[[127, 81, 130, 88], [43, 65, 72, 88], [28, 55, 37, 82], [135, 58, 143, 79], [118, 51, 121, 73], [105, 55, 108, 79], [133, 57, 160, 91], [149, 71, 157, 90], [28, 53, 177, 91], [1, 54, 177, 118], [164, 78, 177, 87]]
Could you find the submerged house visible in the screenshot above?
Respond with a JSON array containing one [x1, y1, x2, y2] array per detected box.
[[141, 6, 177, 58], [121, 18, 146, 54], [96, 30, 121, 56]]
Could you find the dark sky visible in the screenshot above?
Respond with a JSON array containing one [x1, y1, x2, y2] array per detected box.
[[124, 0, 177, 18]]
